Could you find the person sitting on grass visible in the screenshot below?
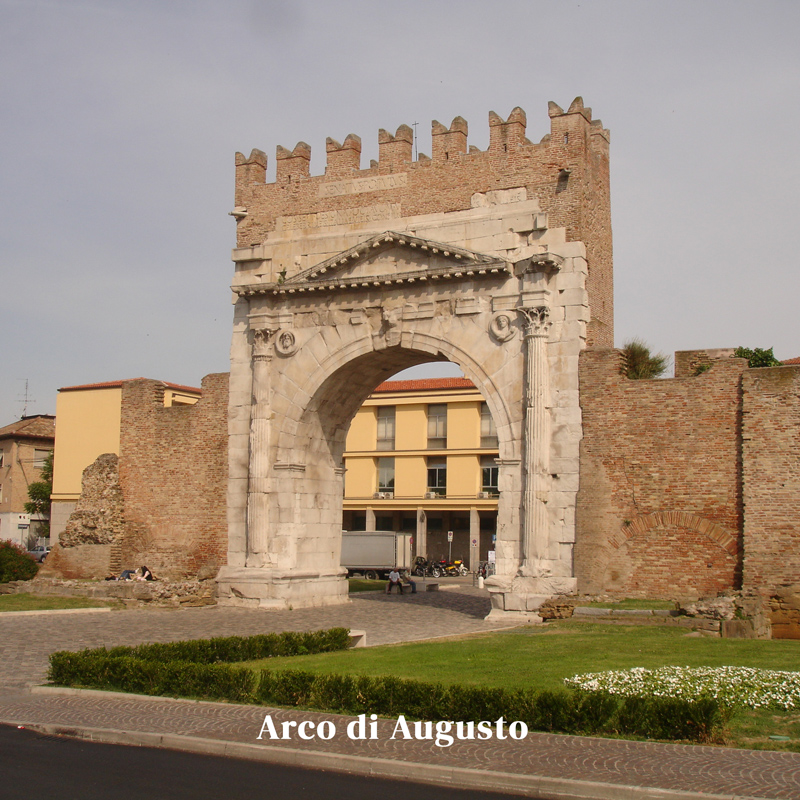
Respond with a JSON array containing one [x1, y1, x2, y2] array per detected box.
[[386, 568, 404, 595]]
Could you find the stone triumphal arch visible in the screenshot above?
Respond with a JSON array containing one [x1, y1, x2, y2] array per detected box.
[[217, 99, 612, 619]]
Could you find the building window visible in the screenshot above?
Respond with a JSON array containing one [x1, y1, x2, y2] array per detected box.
[[0, 450, 4, 468], [480, 403, 498, 448], [376, 406, 395, 450], [481, 456, 499, 496], [427, 458, 447, 496], [427, 404, 447, 449], [377, 457, 395, 492], [33, 449, 51, 469]]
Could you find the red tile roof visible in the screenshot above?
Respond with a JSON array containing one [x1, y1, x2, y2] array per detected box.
[[59, 379, 201, 394], [374, 377, 477, 393], [0, 415, 56, 441], [782, 357, 800, 365]]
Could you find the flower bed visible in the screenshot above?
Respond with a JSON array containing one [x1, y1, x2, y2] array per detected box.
[[565, 666, 800, 709]]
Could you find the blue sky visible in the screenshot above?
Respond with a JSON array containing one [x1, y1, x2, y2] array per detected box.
[[2, 0, 798, 418]]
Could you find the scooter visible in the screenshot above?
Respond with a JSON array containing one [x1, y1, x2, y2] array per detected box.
[[452, 559, 469, 576]]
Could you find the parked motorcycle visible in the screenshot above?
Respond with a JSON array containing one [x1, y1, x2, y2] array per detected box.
[[452, 559, 469, 576], [412, 556, 436, 577], [433, 558, 468, 577]]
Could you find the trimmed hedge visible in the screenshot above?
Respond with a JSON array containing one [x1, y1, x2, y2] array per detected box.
[[254, 670, 724, 742], [58, 628, 352, 665], [47, 627, 725, 743]]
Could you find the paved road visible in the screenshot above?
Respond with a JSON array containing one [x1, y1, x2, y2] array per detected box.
[[1, 723, 526, 800], [1, 585, 799, 800]]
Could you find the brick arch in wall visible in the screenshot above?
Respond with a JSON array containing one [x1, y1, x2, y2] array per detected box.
[[604, 511, 739, 598], [609, 511, 738, 555]]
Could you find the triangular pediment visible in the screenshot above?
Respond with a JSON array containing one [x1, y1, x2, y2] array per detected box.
[[277, 231, 510, 293]]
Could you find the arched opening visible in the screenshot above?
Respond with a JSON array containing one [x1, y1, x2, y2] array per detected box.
[[337, 357, 501, 574]]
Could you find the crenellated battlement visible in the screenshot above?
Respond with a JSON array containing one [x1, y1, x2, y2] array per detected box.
[[234, 98, 609, 194]]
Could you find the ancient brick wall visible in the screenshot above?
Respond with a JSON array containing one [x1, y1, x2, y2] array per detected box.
[[576, 350, 747, 598], [234, 98, 613, 347], [741, 366, 800, 593], [117, 374, 229, 579]]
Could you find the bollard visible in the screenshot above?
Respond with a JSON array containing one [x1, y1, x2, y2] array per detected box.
[[477, 575, 484, 589]]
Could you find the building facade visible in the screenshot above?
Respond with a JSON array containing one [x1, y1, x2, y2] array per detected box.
[[342, 377, 499, 570], [0, 415, 55, 546]]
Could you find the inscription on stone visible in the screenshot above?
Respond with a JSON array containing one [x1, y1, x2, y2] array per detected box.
[[279, 203, 401, 231], [318, 173, 408, 198]]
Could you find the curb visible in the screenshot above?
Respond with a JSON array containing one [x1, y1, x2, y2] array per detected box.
[[8, 720, 763, 800]]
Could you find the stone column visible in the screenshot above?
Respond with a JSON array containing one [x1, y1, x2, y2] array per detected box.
[[246, 328, 277, 567], [518, 306, 551, 576], [469, 506, 480, 573], [416, 508, 427, 559]]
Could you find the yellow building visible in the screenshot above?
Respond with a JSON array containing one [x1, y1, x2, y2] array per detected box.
[[343, 378, 499, 569], [50, 379, 200, 538]]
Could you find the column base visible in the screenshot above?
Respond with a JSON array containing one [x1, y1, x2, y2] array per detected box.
[[485, 574, 577, 622], [216, 566, 349, 610]]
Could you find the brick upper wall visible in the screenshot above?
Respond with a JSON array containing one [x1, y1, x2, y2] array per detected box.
[[234, 99, 613, 347], [742, 366, 800, 590], [118, 374, 229, 578], [576, 350, 747, 598]]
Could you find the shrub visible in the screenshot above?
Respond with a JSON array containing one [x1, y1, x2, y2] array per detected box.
[[75, 628, 351, 665], [622, 339, 669, 379], [0, 541, 38, 583], [733, 346, 782, 368]]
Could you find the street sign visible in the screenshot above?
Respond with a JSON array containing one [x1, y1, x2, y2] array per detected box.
[[471, 538, 477, 547], [447, 530, 453, 542]]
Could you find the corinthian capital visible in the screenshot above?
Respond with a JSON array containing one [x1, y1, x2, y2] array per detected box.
[[517, 306, 551, 338], [252, 328, 279, 360]]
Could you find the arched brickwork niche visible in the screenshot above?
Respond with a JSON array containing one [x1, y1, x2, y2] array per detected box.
[[605, 513, 738, 599]]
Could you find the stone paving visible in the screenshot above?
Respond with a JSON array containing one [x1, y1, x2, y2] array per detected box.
[[1, 585, 800, 799]]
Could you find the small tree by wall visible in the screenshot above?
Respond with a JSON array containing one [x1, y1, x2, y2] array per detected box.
[[622, 339, 669, 379], [24, 450, 53, 542], [733, 347, 782, 368]]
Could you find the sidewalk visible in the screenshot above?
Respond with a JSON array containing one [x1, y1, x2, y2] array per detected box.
[[1, 587, 798, 800]]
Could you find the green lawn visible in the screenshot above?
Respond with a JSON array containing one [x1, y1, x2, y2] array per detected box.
[[0, 593, 117, 612], [347, 578, 386, 593], [241, 621, 800, 750], [580, 598, 676, 610]]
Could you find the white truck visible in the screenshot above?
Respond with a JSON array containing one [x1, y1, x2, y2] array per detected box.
[[340, 531, 413, 580]]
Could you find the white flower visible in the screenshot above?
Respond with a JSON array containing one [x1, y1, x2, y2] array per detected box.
[[565, 666, 800, 709]]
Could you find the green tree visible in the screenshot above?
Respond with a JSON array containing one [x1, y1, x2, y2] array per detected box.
[[622, 339, 669, 379], [24, 450, 53, 540], [733, 346, 782, 368]]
